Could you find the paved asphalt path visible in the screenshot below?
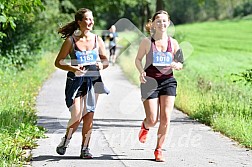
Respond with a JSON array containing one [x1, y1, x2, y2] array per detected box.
[[31, 64, 252, 167]]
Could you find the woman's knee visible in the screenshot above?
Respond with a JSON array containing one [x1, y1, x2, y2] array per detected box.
[[145, 117, 158, 127], [83, 112, 94, 123], [67, 118, 81, 129], [159, 117, 170, 127], [71, 114, 82, 122]]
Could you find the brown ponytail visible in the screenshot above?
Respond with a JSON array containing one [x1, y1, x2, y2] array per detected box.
[[57, 8, 92, 39], [58, 21, 78, 39]]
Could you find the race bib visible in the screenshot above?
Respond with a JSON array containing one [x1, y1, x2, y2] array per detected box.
[[152, 51, 173, 66], [76, 50, 98, 65]]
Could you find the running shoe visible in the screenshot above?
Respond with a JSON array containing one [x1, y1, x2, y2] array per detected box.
[[138, 121, 149, 143], [80, 147, 93, 159], [154, 148, 165, 162], [56, 136, 70, 155]]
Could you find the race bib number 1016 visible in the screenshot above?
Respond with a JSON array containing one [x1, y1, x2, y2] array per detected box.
[[152, 51, 173, 66]]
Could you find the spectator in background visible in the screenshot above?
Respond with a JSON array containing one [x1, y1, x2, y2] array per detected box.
[[108, 25, 118, 65]]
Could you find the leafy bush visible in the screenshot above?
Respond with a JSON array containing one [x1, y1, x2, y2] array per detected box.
[[0, 0, 44, 42], [0, 52, 56, 166], [234, 2, 252, 17], [0, 0, 74, 165], [0, 0, 72, 71], [232, 69, 252, 85]]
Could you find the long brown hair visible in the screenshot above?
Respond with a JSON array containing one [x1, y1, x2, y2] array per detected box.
[[145, 10, 170, 34], [58, 8, 92, 39]]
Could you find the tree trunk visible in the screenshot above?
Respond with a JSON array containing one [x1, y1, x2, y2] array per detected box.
[[156, 0, 164, 11], [140, 2, 144, 32], [146, 2, 151, 21]]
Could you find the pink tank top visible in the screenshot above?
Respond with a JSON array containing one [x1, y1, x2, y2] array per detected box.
[[144, 37, 174, 79]]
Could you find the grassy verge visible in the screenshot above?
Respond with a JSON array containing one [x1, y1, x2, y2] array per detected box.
[[0, 52, 56, 166], [117, 18, 252, 148]]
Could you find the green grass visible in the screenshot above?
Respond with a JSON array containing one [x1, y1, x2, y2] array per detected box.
[[117, 18, 252, 148], [0, 52, 56, 166], [174, 20, 252, 148]]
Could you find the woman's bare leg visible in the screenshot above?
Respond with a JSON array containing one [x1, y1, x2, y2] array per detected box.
[[65, 97, 83, 139], [142, 98, 159, 129], [156, 95, 175, 149], [81, 93, 99, 148]]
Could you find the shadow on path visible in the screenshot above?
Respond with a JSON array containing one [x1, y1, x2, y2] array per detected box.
[[32, 154, 154, 162], [37, 115, 198, 134]]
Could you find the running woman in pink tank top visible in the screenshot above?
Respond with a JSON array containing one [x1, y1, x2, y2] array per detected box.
[[135, 10, 183, 162]]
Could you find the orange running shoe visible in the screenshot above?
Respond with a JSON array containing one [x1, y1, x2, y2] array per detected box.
[[138, 122, 149, 143], [154, 148, 165, 162]]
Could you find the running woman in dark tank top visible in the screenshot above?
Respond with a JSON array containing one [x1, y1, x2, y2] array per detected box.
[[54, 8, 109, 159], [135, 10, 184, 162]]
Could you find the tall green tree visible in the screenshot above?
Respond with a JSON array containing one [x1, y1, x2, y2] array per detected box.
[[60, 0, 154, 30], [0, 0, 68, 71], [0, 0, 44, 42]]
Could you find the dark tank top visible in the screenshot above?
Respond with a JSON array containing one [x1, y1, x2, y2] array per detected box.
[[144, 37, 174, 79], [69, 35, 99, 66], [68, 35, 100, 80]]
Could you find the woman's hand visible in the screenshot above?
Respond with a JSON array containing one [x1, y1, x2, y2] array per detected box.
[[96, 62, 103, 70], [171, 62, 183, 70], [139, 71, 147, 83], [73, 65, 87, 77]]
